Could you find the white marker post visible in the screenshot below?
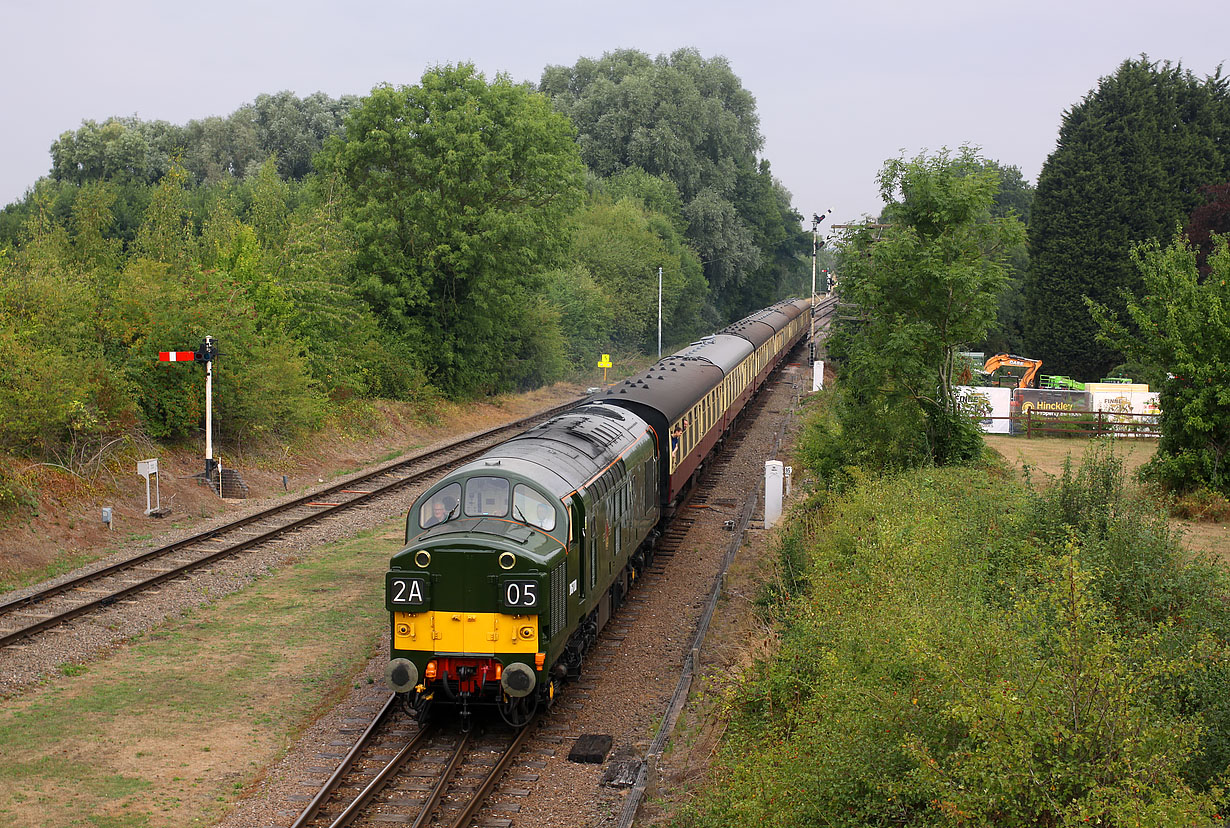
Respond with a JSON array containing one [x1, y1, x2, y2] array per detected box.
[[765, 460, 784, 530], [812, 359, 824, 393], [137, 459, 160, 515]]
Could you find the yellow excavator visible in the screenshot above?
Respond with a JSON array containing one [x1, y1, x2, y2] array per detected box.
[[983, 354, 1043, 389]]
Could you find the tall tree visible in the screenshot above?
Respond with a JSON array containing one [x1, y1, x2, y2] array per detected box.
[[731, 160, 810, 315], [1025, 57, 1230, 379], [541, 48, 805, 320], [827, 148, 1025, 470], [568, 194, 707, 353], [971, 160, 1034, 355], [319, 64, 585, 394]]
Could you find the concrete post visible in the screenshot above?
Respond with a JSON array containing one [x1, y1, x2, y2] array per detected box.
[[765, 460, 784, 529]]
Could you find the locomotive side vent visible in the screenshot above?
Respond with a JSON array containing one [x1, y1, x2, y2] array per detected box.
[[550, 561, 566, 637]]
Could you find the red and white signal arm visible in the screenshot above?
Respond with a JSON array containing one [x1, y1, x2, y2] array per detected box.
[[159, 351, 196, 362]]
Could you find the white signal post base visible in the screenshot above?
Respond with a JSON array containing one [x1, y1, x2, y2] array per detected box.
[[764, 461, 784, 530], [812, 360, 824, 393]]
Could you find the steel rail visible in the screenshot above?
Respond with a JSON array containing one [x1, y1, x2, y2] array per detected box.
[[327, 724, 459, 828], [289, 693, 404, 828], [407, 728, 473, 828], [0, 399, 584, 647], [444, 716, 541, 828]]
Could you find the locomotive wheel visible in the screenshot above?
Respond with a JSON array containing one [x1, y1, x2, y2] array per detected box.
[[498, 692, 538, 728]]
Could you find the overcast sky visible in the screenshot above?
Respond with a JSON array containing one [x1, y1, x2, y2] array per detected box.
[[1, 0, 1225, 231]]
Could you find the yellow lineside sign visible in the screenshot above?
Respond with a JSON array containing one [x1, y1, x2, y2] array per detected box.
[[597, 354, 612, 368]]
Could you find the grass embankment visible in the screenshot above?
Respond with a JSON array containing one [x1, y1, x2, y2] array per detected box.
[[0, 521, 398, 828], [674, 443, 1230, 826]]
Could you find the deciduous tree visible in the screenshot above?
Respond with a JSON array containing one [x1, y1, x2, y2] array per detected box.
[[320, 64, 585, 394], [827, 148, 1025, 471], [541, 49, 805, 321], [1088, 235, 1230, 495]]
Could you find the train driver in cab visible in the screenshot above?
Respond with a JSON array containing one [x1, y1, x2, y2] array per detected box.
[[423, 495, 456, 527]]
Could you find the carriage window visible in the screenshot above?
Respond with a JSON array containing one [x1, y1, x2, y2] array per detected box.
[[420, 482, 461, 529], [513, 484, 556, 531], [464, 476, 509, 517]]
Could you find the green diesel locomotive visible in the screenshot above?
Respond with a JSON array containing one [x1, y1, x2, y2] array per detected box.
[[383, 298, 811, 727]]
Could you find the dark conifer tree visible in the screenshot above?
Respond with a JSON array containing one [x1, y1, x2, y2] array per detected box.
[[1025, 58, 1230, 379]]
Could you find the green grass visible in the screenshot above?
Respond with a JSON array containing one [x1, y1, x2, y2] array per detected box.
[[0, 519, 398, 828], [0, 549, 104, 595]]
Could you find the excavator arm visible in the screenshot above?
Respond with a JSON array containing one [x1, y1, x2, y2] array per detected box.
[[983, 354, 1043, 389]]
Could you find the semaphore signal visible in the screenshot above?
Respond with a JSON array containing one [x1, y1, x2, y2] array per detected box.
[[158, 336, 221, 480]]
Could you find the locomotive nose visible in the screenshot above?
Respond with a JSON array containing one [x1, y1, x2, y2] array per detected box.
[[385, 658, 419, 693]]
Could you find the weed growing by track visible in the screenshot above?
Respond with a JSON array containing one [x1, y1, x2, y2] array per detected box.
[[674, 441, 1230, 826]]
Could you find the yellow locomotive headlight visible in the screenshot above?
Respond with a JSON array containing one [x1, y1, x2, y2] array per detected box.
[[396, 622, 410, 636], [519, 625, 535, 640]]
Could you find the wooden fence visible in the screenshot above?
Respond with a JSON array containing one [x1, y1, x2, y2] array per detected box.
[[979, 409, 1161, 439]]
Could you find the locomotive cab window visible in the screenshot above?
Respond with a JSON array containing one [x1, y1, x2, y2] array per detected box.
[[420, 482, 461, 529], [513, 484, 556, 531], [464, 476, 509, 517]]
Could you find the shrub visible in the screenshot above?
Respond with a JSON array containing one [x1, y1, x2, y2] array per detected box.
[[675, 451, 1230, 827], [1172, 487, 1230, 522]]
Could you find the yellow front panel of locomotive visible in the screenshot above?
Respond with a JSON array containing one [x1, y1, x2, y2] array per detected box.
[[393, 611, 539, 654]]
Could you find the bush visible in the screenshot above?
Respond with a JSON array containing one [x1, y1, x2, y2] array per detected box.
[[793, 388, 931, 493], [675, 451, 1230, 827], [1172, 486, 1230, 523], [0, 462, 35, 515]]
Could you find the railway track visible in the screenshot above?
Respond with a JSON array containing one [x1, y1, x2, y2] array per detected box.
[[0, 400, 583, 649], [263, 318, 834, 827], [289, 699, 539, 828], [0, 297, 837, 653]]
